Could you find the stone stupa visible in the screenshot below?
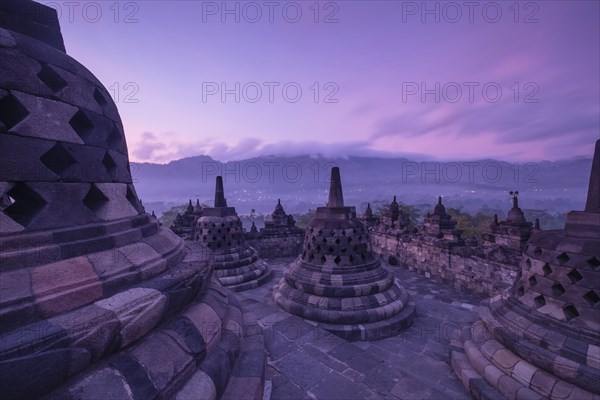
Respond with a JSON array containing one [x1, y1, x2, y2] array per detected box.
[[361, 203, 379, 228], [482, 191, 534, 253], [0, 2, 264, 398], [450, 140, 600, 399], [245, 199, 304, 259], [273, 167, 415, 340], [422, 196, 464, 245], [195, 176, 272, 291]]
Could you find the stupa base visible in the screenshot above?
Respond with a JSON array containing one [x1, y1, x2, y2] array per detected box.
[[450, 296, 600, 400], [273, 278, 415, 341], [212, 246, 274, 292]]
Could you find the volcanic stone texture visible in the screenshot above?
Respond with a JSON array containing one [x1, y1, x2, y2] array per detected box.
[[0, 3, 266, 399], [196, 211, 272, 292], [450, 140, 600, 400], [273, 168, 415, 340], [195, 177, 272, 292]]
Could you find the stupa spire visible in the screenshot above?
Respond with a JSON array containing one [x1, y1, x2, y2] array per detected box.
[[214, 176, 227, 207], [585, 139, 600, 213], [327, 167, 344, 207], [510, 191, 519, 209]]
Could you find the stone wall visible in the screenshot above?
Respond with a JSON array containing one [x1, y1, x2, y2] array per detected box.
[[370, 231, 521, 297], [245, 233, 304, 259]]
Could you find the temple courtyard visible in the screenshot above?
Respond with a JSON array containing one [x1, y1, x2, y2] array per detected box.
[[235, 257, 482, 400]]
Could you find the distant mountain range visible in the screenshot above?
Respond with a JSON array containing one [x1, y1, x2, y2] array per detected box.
[[131, 155, 592, 217]]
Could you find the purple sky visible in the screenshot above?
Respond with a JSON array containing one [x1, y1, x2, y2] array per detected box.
[[50, 0, 599, 163]]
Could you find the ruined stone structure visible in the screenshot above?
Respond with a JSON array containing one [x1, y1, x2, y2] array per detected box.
[[360, 203, 379, 228], [481, 191, 533, 253], [245, 199, 304, 259], [195, 176, 272, 291], [170, 199, 202, 240], [450, 140, 600, 400], [371, 195, 534, 297], [273, 167, 415, 340], [0, 3, 264, 398], [374, 196, 414, 236], [422, 196, 465, 245]]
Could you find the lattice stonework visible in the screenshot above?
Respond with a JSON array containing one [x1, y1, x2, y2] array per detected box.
[[301, 224, 373, 266], [196, 217, 244, 251], [513, 243, 599, 329], [0, 20, 135, 233]]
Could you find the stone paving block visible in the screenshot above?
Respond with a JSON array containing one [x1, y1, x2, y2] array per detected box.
[[274, 350, 331, 390], [328, 341, 364, 364], [221, 376, 262, 400], [390, 375, 432, 400], [273, 315, 316, 342], [363, 364, 402, 394], [309, 331, 348, 353], [299, 344, 345, 372], [236, 258, 479, 400], [342, 367, 366, 382], [264, 330, 296, 361], [270, 374, 306, 400], [252, 303, 282, 320], [259, 310, 291, 328], [232, 349, 266, 378], [404, 356, 449, 387], [436, 372, 471, 397], [309, 371, 371, 400], [346, 350, 384, 374]]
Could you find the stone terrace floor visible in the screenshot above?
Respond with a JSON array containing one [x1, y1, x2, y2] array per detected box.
[[236, 258, 485, 400]]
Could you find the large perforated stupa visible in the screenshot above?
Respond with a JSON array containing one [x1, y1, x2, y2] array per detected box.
[[450, 140, 600, 399], [195, 176, 272, 291], [273, 167, 416, 340], [0, 2, 264, 398]]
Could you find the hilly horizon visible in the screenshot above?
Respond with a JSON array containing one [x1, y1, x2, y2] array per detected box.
[[131, 154, 592, 218]]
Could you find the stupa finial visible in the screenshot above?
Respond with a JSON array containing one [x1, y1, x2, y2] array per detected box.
[[510, 190, 519, 209], [214, 176, 227, 207], [327, 167, 344, 207], [585, 139, 600, 213]]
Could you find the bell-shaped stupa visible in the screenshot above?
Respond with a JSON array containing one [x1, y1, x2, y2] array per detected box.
[[273, 167, 415, 340], [195, 176, 272, 291], [450, 140, 600, 399], [0, 3, 263, 398]]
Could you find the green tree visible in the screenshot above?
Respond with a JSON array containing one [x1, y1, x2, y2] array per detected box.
[[160, 204, 187, 228], [293, 210, 316, 229]]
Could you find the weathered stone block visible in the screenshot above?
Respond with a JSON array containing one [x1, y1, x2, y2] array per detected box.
[[95, 287, 166, 347], [31, 256, 102, 317]]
